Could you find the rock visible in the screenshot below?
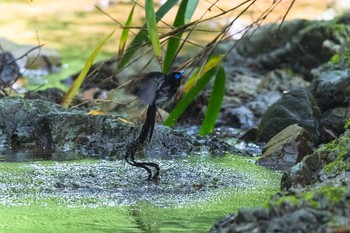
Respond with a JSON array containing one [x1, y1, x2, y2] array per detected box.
[[321, 107, 348, 138], [236, 19, 311, 58], [257, 87, 322, 144], [25, 88, 65, 104], [0, 52, 20, 87], [310, 65, 350, 112], [235, 15, 350, 76], [210, 184, 350, 233], [0, 97, 235, 159], [220, 105, 255, 129], [281, 129, 350, 190], [257, 124, 314, 171], [246, 91, 282, 118], [309, 41, 350, 139], [0, 37, 61, 73], [258, 70, 309, 92]]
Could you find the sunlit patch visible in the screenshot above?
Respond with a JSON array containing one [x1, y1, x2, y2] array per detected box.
[[117, 117, 134, 124]]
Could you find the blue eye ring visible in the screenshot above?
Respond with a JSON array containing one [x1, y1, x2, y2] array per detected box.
[[174, 71, 184, 79]]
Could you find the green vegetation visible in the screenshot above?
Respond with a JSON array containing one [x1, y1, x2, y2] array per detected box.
[[0, 155, 281, 232], [344, 118, 350, 129], [272, 186, 347, 209], [61, 30, 115, 107]]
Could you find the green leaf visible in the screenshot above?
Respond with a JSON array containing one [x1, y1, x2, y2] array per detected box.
[[117, 0, 178, 70], [182, 54, 224, 93], [145, 0, 162, 65], [163, 0, 198, 73], [199, 65, 226, 135], [118, 3, 136, 60], [184, 0, 198, 23], [60, 30, 115, 108], [164, 66, 219, 127]]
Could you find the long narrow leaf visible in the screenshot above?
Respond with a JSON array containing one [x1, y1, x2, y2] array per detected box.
[[164, 66, 219, 127], [184, 0, 199, 23], [145, 0, 162, 66], [162, 0, 187, 73], [60, 30, 115, 108], [118, 3, 136, 60], [163, 0, 198, 73], [117, 0, 178, 70], [199, 65, 226, 135], [182, 54, 223, 93]]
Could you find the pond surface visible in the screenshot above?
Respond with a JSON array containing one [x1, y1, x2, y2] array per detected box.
[[0, 154, 281, 232]]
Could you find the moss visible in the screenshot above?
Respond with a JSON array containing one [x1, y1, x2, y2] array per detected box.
[[317, 186, 347, 205], [331, 53, 340, 64], [323, 159, 349, 175], [271, 186, 347, 210], [273, 194, 300, 207], [345, 118, 350, 130], [319, 130, 350, 176]]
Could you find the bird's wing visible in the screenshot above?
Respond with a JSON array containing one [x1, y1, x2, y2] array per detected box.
[[133, 73, 164, 105]]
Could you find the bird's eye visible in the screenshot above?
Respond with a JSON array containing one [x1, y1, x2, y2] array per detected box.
[[175, 73, 182, 79]]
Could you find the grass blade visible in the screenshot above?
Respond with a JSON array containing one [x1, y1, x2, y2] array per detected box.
[[164, 66, 218, 127], [117, 0, 178, 70], [118, 3, 136, 60], [182, 54, 223, 93], [199, 65, 225, 135], [164, 54, 223, 126], [184, 0, 198, 23], [60, 30, 115, 108], [163, 0, 189, 73], [145, 0, 162, 66], [163, 0, 198, 73]]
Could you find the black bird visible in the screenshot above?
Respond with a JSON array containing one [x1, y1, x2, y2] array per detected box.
[[132, 71, 184, 142], [128, 71, 184, 107], [124, 71, 184, 181]]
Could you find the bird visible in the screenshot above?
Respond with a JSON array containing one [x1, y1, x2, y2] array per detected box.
[[132, 71, 184, 142], [127, 71, 184, 107], [124, 71, 184, 181]]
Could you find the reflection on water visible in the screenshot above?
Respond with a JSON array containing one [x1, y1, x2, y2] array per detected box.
[[0, 147, 83, 162]]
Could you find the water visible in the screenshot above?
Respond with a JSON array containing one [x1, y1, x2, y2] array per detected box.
[[0, 147, 83, 162], [0, 153, 281, 232]]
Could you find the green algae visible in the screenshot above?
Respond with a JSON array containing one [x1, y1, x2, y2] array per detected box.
[[320, 130, 350, 176], [0, 154, 281, 232], [271, 186, 347, 210], [0, 205, 139, 233]]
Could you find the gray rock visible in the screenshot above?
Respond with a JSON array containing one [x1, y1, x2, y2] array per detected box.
[[0, 37, 61, 72], [258, 70, 309, 92], [220, 105, 255, 129], [310, 67, 350, 111], [281, 129, 350, 190], [0, 97, 234, 159], [321, 107, 348, 138], [257, 88, 322, 143], [0, 52, 20, 88], [235, 15, 350, 76], [209, 184, 350, 233], [257, 124, 314, 171]]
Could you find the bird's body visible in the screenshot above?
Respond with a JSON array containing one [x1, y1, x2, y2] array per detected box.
[[124, 71, 184, 181], [127, 71, 183, 107]]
